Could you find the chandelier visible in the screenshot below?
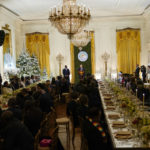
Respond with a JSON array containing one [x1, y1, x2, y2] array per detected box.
[[71, 30, 91, 50], [49, 0, 91, 38]]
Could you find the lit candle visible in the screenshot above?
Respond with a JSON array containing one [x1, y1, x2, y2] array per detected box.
[[62, 6, 64, 15], [136, 89, 138, 97], [50, 9, 52, 16], [88, 8, 90, 15], [143, 93, 145, 118], [54, 7, 56, 14], [84, 7, 86, 13], [143, 93, 145, 108]]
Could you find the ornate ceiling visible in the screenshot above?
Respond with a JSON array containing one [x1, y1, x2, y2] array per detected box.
[[0, 0, 150, 20]]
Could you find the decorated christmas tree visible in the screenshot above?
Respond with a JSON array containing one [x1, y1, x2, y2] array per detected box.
[[30, 55, 41, 76], [16, 52, 41, 77]]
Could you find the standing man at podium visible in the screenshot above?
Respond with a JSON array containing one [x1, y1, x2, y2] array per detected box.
[[78, 64, 85, 79], [63, 65, 70, 82]]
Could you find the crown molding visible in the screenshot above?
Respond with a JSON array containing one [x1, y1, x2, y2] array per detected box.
[[0, 2, 149, 23], [0, 4, 19, 17], [0, 5, 23, 25]]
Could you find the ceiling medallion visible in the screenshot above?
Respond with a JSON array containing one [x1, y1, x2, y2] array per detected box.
[[49, 0, 91, 39]]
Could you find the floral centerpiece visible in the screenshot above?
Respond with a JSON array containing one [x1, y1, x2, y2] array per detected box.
[[141, 126, 150, 146]]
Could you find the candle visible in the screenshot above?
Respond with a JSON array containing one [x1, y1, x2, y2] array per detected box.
[[143, 93, 145, 108], [54, 7, 56, 15], [143, 93, 145, 118], [88, 8, 90, 15], [136, 89, 138, 97], [84, 7, 86, 13]]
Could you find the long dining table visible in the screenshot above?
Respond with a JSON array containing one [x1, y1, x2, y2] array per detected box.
[[99, 82, 150, 150]]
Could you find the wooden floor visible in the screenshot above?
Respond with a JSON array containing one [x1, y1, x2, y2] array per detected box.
[[55, 102, 81, 150]]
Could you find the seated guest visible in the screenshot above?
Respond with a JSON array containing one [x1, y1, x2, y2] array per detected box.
[[130, 77, 137, 93], [7, 98, 22, 120], [87, 80, 101, 108], [23, 100, 43, 136], [16, 92, 25, 109], [25, 76, 30, 86], [83, 107, 108, 150], [60, 77, 69, 94], [77, 94, 89, 119], [67, 92, 79, 127], [20, 76, 25, 88], [2, 81, 13, 95], [30, 75, 35, 84], [0, 111, 34, 150], [37, 83, 53, 113]]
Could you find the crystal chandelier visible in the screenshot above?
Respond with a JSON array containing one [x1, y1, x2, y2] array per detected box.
[[71, 30, 91, 50], [49, 0, 91, 38]]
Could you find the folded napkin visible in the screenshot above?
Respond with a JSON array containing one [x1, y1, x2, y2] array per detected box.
[[106, 106, 115, 110], [108, 114, 120, 119], [105, 101, 114, 106], [112, 121, 126, 128], [104, 96, 111, 100], [115, 131, 132, 139]]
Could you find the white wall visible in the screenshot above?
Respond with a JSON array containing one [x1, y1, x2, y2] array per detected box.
[[0, 6, 23, 79], [1, 5, 150, 79], [22, 15, 145, 77], [143, 8, 150, 65]]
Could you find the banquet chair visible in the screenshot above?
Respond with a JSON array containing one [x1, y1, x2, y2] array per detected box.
[[56, 117, 70, 150]]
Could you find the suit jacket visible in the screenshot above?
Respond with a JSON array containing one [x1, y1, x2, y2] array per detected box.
[[135, 67, 140, 77], [63, 68, 70, 79]]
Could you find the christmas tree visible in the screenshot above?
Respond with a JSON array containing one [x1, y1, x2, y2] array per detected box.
[[30, 55, 41, 76], [16, 52, 41, 77]]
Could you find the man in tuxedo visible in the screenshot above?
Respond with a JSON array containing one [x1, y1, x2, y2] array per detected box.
[[135, 64, 140, 78], [62, 65, 70, 82]]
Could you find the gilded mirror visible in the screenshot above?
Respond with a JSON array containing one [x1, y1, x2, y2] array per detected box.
[[2, 24, 13, 70]]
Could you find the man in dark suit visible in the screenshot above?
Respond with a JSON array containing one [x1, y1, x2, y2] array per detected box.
[[135, 64, 140, 78], [78, 64, 85, 79], [63, 65, 70, 82]]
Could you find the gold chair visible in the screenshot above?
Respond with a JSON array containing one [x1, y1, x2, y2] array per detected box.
[[56, 117, 70, 150]]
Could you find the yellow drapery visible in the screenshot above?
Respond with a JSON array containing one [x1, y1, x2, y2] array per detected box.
[[91, 31, 95, 75], [26, 33, 50, 76], [70, 31, 95, 83], [3, 33, 11, 55], [116, 29, 141, 74]]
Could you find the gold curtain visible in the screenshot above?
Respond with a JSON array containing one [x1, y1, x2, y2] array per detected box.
[[70, 31, 95, 83], [116, 29, 141, 74], [91, 31, 95, 75], [70, 43, 75, 83], [26, 33, 50, 76], [3, 34, 11, 55]]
